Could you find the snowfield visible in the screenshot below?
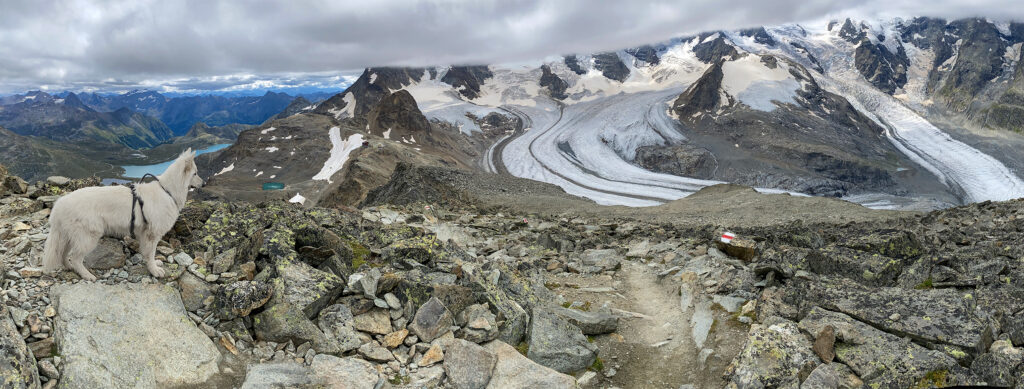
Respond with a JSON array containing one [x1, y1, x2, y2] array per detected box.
[[312, 127, 364, 183], [721, 55, 801, 111]]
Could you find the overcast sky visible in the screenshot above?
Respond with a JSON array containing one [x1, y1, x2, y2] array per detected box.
[[0, 0, 1020, 95]]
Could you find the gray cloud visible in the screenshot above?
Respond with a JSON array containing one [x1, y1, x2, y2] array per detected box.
[[0, 0, 1020, 94]]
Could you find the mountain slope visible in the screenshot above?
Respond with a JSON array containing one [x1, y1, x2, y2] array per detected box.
[[0, 91, 173, 148], [0, 126, 119, 181], [78, 90, 310, 135]]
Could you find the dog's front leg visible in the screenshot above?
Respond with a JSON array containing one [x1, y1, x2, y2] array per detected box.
[[140, 235, 165, 278]]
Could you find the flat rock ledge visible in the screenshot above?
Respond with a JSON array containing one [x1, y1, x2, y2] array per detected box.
[[51, 283, 221, 389]]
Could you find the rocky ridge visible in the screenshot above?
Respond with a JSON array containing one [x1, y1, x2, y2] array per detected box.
[[1, 164, 1023, 387]]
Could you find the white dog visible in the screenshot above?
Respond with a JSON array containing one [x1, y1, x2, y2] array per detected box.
[[42, 149, 203, 280]]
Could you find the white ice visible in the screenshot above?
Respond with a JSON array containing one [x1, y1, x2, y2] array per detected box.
[[721, 55, 800, 111], [313, 127, 364, 183], [214, 163, 234, 176], [765, 23, 1024, 203]]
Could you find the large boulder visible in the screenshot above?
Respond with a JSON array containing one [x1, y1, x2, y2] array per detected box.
[[805, 281, 995, 352], [253, 302, 334, 353], [726, 319, 819, 388], [482, 340, 577, 389], [272, 260, 344, 319], [239, 355, 379, 389], [715, 234, 757, 261], [549, 306, 618, 335], [409, 297, 454, 342], [465, 270, 530, 345], [51, 283, 221, 388], [0, 305, 39, 389], [308, 354, 380, 388], [213, 280, 274, 320], [178, 272, 215, 311], [969, 339, 1024, 387], [456, 303, 499, 343], [798, 307, 973, 388], [570, 249, 621, 273], [3, 176, 27, 194], [317, 304, 364, 353], [83, 237, 127, 270], [352, 309, 393, 335], [527, 308, 597, 374], [0, 198, 42, 218], [442, 339, 497, 389], [239, 362, 315, 389]]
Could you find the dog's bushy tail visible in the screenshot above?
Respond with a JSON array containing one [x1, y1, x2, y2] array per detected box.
[[41, 225, 67, 272]]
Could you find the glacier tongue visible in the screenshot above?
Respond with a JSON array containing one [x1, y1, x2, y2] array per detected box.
[[770, 29, 1024, 203], [500, 90, 795, 207]]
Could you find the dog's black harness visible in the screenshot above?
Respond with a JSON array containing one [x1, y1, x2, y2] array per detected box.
[[129, 173, 176, 239]]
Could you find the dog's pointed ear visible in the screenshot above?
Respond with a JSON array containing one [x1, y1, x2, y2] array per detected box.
[[180, 148, 194, 160]]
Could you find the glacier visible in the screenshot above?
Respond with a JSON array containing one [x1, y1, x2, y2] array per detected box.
[[384, 21, 1024, 208]]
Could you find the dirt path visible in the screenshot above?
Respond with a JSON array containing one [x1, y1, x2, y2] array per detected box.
[[602, 261, 699, 388], [548, 260, 745, 388]]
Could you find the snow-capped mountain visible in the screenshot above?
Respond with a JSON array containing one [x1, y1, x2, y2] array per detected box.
[[208, 17, 1024, 210]]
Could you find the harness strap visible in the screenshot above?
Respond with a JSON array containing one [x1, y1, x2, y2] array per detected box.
[[141, 173, 176, 203], [129, 173, 175, 239], [129, 183, 147, 239]]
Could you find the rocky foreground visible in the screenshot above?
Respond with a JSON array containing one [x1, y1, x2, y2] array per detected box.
[[1, 164, 1024, 388]]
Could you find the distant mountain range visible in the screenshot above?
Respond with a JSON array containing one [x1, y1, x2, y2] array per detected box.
[[0, 91, 174, 148], [73, 90, 332, 135], [0, 89, 335, 181]]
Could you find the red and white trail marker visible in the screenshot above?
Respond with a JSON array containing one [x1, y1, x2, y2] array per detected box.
[[720, 232, 735, 243]]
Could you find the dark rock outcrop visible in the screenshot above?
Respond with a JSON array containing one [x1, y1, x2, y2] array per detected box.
[[442, 66, 494, 99], [634, 143, 717, 178], [672, 60, 726, 117], [940, 18, 1010, 111], [739, 27, 776, 46], [593, 52, 629, 82], [563, 55, 587, 75], [693, 34, 740, 63], [315, 67, 426, 119], [366, 90, 432, 140], [539, 65, 568, 100], [852, 39, 909, 94], [626, 45, 660, 64]]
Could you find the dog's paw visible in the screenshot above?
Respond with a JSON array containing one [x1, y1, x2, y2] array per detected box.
[[148, 264, 166, 278], [80, 273, 97, 282]]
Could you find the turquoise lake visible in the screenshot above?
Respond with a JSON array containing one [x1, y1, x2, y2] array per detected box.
[[120, 144, 230, 178]]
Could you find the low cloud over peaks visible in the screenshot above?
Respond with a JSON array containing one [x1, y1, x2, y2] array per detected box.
[[0, 0, 1020, 94]]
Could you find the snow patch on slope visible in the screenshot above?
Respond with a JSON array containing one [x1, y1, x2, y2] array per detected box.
[[214, 163, 235, 176], [312, 127, 364, 183], [721, 55, 800, 111]]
